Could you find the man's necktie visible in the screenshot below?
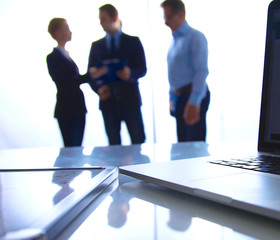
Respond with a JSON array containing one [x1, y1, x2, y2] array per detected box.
[[110, 37, 116, 58]]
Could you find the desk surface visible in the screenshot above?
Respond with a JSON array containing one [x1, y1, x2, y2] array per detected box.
[[1, 141, 280, 240]]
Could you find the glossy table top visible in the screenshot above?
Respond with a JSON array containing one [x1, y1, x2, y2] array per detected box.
[[1, 141, 279, 240]]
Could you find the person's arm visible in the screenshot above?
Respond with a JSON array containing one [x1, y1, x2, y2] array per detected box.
[[188, 32, 209, 106], [88, 42, 111, 99], [88, 42, 108, 93], [184, 32, 209, 126], [117, 36, 147, 82], [47, 52, 89, 88]]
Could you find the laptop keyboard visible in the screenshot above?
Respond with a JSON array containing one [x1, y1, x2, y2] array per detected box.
[[210, 155, 280, 175]]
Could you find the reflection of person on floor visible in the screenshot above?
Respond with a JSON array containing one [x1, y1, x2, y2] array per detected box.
[[52, 149, 83, 204], [170, 142, 209, 160], [52, 170, 82, 204], [167, 210, 192, 232], [107, 189, 132, 228], [92, 145, 150, 167]]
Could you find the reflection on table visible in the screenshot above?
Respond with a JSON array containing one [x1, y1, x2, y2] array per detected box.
[[2, 141, 275, 240]]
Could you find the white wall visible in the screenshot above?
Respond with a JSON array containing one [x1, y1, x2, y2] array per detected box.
[[0, 0, 271, 149]]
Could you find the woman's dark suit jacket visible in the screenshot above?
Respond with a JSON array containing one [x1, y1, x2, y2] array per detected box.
[[47, 48, 90, 119]]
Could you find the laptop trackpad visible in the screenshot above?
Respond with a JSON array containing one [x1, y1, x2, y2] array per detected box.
[[193, 173, 280, 206]]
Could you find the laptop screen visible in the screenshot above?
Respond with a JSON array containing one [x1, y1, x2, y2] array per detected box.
[[259, 0, 280, 151]]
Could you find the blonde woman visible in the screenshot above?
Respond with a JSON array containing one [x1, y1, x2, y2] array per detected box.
[[47, 18, 90, 147]]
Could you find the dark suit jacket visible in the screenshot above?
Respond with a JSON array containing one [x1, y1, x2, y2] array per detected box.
[[88, 33, 147, 110], [47, 48, 90, 119]]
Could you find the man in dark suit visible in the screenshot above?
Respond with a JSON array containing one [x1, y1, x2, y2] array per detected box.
[[88, 4, 147, 145]]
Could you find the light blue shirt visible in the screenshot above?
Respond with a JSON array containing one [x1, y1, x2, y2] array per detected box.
[[167, 21, 209, 106], [105, 30, 123, 52]]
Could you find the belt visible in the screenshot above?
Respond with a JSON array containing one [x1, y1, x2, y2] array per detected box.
[[173, 84, 192, 95]]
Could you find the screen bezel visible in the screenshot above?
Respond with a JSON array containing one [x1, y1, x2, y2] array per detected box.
[[258, 0, 280, 152]]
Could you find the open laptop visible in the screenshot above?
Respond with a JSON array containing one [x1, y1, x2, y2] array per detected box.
[[120, 0, 280, 220]]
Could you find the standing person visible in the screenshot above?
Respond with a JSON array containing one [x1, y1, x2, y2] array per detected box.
[[47, 18, 91, 147], [88, 4, 147, 145], [161, 0, 210, 142]]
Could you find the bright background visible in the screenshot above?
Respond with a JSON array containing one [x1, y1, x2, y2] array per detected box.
[[0, 0, 271, 149]]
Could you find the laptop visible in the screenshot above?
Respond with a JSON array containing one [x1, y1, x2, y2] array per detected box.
[[120, 0, 280, 220]]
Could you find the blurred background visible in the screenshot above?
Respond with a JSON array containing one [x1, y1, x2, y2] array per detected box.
[[0, 0, 271, 149]]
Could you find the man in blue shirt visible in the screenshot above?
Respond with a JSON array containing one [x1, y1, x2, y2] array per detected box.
[[161, 0, 210, 142]]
